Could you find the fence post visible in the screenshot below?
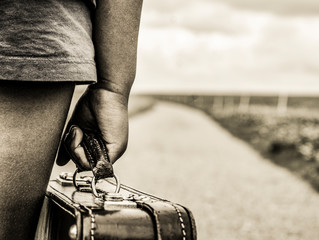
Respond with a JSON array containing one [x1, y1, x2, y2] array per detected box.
[[277, 93, 288, 114], [239, 95, 250, 111], [225, 96, 235, 111], [213, 96, 224, 111]]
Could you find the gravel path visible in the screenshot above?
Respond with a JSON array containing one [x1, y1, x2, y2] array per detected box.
[[52, 100, 319, 240], [117, 101, 319, 240]]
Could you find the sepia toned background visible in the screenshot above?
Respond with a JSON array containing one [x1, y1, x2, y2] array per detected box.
[[52, 0, 319, 239]]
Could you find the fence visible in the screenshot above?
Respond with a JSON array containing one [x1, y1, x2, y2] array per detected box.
[[142, 93, 319, 115]]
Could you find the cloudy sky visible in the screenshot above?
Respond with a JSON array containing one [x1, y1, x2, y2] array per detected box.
[[132, 0, 319, 94]]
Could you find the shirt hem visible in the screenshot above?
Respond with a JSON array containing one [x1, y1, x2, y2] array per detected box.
[[0, 58, 97, 85]]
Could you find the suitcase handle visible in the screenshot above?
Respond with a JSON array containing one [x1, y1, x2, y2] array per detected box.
[[64, 126, 114, 180], [72, 169, 121, 198], [91, 173, 121, 197]]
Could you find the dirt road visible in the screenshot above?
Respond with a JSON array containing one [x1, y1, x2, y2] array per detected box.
[[52, 101, 319, 240]]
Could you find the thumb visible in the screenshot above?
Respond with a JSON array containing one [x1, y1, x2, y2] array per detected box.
[[56, 141, 70, 166], [56, 125, 88, 168], [56, 125, 79, 166]]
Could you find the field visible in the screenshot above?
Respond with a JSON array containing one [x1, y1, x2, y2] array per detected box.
[[146, 94, 319, 192]]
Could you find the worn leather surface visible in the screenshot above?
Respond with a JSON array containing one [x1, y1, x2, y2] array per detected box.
[[43, 179, 197, 240], [66, 130, 114, 180], [137, 201, 196, 240], [81, 132, 113, 180]]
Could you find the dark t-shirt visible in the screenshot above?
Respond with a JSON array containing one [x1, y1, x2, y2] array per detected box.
[[0, 0, 97, 84]]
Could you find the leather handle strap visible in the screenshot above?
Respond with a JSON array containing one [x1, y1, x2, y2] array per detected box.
[[81, 132, 114, 180], [66, 128, 114, 180], [137, 201, 196, 240]]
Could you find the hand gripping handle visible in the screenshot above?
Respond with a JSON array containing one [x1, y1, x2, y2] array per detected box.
[[71, 130, 121, 197]]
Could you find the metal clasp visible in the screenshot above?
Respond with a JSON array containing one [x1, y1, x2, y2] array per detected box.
[[72, 169, 121, 198], [91, 174, 121, 198], [57, 172, 92, 187]]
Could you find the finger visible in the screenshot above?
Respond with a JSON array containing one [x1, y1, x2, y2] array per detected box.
[[105, 139, 128, 164], [67, 126, 91, 169], [73, 145, 91, 169], [56, 142, 71, 166], [56, 125, 78, 166], [67, 126, 83, 150], [56, 126, 77, 166], [62, 125, 91, 170]]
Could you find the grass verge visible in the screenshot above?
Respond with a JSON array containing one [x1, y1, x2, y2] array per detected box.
[[210, 107, 319, 192]]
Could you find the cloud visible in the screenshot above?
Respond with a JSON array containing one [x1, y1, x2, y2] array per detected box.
[[133, 0, 319, 94], [253, 17, 319, 73], [175, 3, 249, 34], [141, 0, 191, 14], [141, 0, 267, 35], [213, 0, 319, 16]]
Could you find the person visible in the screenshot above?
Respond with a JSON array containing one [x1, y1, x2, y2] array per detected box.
[[0, 0, 143, 239]]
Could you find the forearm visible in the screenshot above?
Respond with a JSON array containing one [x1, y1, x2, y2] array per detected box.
[[57, 1, 143, 165], [92, 0, 143, 98]]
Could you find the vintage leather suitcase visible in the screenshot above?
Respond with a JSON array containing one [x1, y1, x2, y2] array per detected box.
[[35, 172, 197, 240]]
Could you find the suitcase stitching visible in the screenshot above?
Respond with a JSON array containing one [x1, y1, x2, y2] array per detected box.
[[82, 205, 96, 240], [172, 204, 187, 240]]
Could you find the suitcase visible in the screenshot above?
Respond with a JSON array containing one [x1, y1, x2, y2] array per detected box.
[[35, 171, 197, 240]]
